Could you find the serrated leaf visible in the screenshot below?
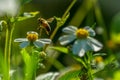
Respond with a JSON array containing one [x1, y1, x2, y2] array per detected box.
[[15, 11, 39, 22], [20, 0, 32, 5], [50, 46, 68, 54], [57, 66, 81, 80]]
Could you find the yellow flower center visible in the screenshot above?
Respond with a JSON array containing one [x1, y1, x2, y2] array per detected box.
[[76, 28, 89, 39], [27, 31, 38, 42], [95, 56, 103, 63]]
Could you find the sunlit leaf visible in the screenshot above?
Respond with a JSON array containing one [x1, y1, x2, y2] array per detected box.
[[21, 48, 30, 64], [111, 33, 120, 44], [113, 70, 120, 80], [111, 12, 120, 44], [13, 11, 39, 22], [50, 46, 69, 54], [21, 48, 39, 80]]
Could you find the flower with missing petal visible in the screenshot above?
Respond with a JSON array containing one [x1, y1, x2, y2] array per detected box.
[[14, 31, 51, 48], [59, 26, 103, 57]]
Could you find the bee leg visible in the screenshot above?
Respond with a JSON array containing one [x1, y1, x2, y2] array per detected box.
[[43, 28, 49, 35]]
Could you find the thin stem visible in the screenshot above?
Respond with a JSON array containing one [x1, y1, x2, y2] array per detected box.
[[86, 52, 93, 80], [4, 29, 8, 63], [62, 0, 77, 19], [8, 23, 15, 73], [50, 0, 77, 40]]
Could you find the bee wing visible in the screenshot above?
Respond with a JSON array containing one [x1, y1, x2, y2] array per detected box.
[[47, 17, 54, 23]]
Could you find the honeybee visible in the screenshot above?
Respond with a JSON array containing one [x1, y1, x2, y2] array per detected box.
[[37, 17, 54, 35]]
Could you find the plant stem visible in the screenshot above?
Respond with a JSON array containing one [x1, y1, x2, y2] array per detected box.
[[4, 16, 15, 80], [43, 0, 77, 73], [4, 28, 9, 80], [50, 0, 77, 40], [86, 52, 93, 80], [62, 0, 77, 19]]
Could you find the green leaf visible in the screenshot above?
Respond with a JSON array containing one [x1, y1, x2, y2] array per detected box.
[[114, 70, 120, 80], [0, 48, 9, 80], [20, 0, 32, 5], [111, 12, 120, 33], [57, 66, 81, 80], [21, 48, 30, 65], [11, 11, 39, 22], [110, 13, 120, 44], [93, 53, 107, 56], [54, 13, 70, 27], [21, 48, 38, 80], [111, 33, 120, 44], [50, 46, 69, 54]]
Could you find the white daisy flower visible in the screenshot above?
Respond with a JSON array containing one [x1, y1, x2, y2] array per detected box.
[[14, 31, 51, 48], [59, 26, 103, 57]]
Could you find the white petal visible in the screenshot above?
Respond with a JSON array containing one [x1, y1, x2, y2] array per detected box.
[[36, 72, 59, 80], [78, 48, 85, 57], [34, 41, 44, 48], [72, 40, 85, 56], [88, 37, 103, 51], [62, 25, 77, 34], [20, 41, 29, 48], [14, 38, 28, 42], [37, 39, 51, 44], [72, 39, 93, 57], [84, 26, 95, 36], [59, 35, 76, 45]]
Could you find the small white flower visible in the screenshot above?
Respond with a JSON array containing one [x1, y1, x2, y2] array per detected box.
[[0, 0, 20, 16], [59, 26, 103, 57], [14, 31, 51, 48]]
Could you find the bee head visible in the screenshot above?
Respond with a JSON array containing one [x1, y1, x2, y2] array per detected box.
[[38, 18, 45, 22]]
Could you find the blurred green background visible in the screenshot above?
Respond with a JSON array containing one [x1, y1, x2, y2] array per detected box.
[[1, 0, 120, 79]]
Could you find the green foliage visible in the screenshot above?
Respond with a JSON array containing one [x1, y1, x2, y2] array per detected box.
[[0, 48, 9, 80], [21, 48, 39, 80], [110, 12, 120, 44], [111, 12, 120, 33], [10, 11, 39, 23], [1, 0, 120, 80], [114, 70, 120, 80], [93, 53, 107, 56], [50, 46, 69, 54], [54, 13, 70, 27], [57, 68, 80, 80]]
